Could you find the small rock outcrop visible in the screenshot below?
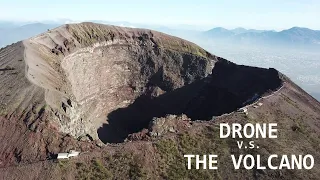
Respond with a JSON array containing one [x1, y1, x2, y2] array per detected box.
[[148, 114, 192, 137]]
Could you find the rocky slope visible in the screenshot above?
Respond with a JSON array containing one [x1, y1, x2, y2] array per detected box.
[[0, 22, 319, 179]]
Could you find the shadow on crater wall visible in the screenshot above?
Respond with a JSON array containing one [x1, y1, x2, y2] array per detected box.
[[98, 58, 282, 143]]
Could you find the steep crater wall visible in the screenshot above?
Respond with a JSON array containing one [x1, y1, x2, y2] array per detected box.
[[98, 57, 283, 143], [22, 23, 215, 141]]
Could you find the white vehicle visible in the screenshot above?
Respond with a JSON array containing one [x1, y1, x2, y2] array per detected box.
[[237, 107, 248, 115], [57, 150, 80, 159]]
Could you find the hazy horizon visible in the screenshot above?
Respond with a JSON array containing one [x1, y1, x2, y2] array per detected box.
[[1, 0, 320, 31], [1, 20, 319, 32]]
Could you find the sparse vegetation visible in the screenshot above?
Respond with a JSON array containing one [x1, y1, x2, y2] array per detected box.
[[153, 126, 232, 180], [103, 152, 148, 180], [158, 39, 208, 58], [75, 153, 149, 180], [281, 94, 299, 109], [75, 159, 112, 180], [129, 157, 148, 180], [58, 159, 69, 169]]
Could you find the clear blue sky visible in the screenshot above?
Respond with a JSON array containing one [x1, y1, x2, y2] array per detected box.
[[0, 0, 319, 30]]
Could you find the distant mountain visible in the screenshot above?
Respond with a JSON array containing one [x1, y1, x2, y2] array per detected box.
[[204, 27, 235, 38], [205, 27, 272, 36], [231, 27, 268, 34], [0, 23, 60, 47], [203, 27, 320, 48], [278, 27, 320, 44], [230, 27, 247, 34]]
